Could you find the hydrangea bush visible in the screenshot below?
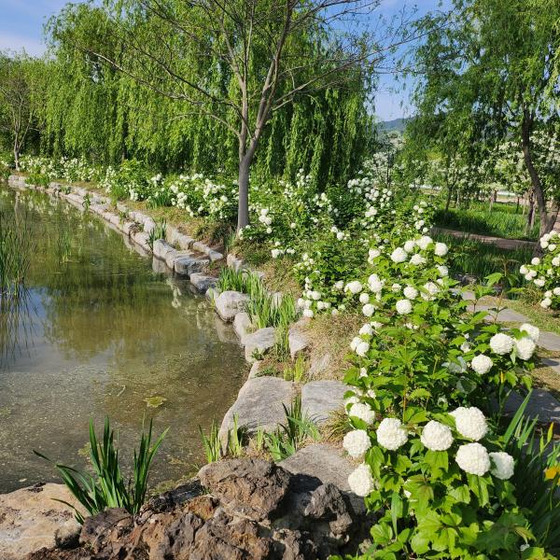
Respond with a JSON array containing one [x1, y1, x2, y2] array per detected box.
[[335, 236, 542, 558], [520, 230, 560, 309]]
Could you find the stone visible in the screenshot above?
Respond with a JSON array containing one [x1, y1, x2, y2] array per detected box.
[[279, 443, 364, 514], [54, 521, 81, 550], [233, 312, 253, 339], [143, 217, 156, 233], [242, 327, 276, 362], [153, 239, 176, 261], [309, 353, 332, 379], [189, 273, 217, 294], [214, 290, 250, 322], [132, 231, 151, 252], [541, 357, 560, 374], [504, 389, 560, 425], [174, 255, 210, 276], [207, 250, 224, 262], [0, 483, 83, 560], [219, 377, 296, 440], [301, 381, 347, 424], [227, 253, 244, 272], [248, 361, 263, 378], [289, 328, 309, 360], [538, 331, 560, 352], [199, 459, 291, 522], [206, 287, 220, 303]]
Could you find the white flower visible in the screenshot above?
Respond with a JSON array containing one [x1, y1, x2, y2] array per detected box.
[[359, 323, 373, 336], [417, 235, 433, 250], [554, 287, 560, 296], [334, 280, 344, 290], [403, 286, 418, 299], [437, 265, 449, 277], [396, 299, 412, 315], [471, 354, 493, 375], [376, 418, 408, 450], [368, 248, 380, 260], [553, 257, 560, 267], [520, 323, 540, 342], [451, 407, 488, 441], [311, 290, 321, 300], [346, 281, 363, 294], [356, 341, 370, 357], [422, 282, 439, 299], [434, 242, 448, 256], [541, 297, 552, 308], [359, 293, 370, 304], [303, 309, 314, 318], [391, 247, 408, 263], [421, 421, 453, 451], [348, 403, 375, 424], [271, 249, 281, 259], [456, 443, 490, 476], [531, 257, 541, 265], [362, 304, 375, 317], [489, 451, 514, 480], [515, 337, 536, 360], [343, 429, 372, 458], [368, 274, 383, 293], [519, 265, 529, 275], [404, 240, 416, 253], [489, 333, 515, 355], [534, 278, 545, 287], [410, 253, 426, 266], [348, 463, 375, 497]]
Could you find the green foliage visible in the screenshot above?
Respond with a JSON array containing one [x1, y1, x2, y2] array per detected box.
[[35, 417, 168, 523], [199, 421, 221, 464], [264, 395, 319, 461], [147, 219, 167, 250]]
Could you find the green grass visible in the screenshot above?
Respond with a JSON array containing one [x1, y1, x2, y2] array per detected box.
[[435, 233, 534, 287], [434, 201, 539, 241]]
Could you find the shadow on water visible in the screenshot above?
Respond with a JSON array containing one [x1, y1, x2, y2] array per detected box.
[[0, 184, 246, 493]]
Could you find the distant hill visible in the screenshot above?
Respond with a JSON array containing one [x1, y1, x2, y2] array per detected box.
[[378, 118, 411, 133]]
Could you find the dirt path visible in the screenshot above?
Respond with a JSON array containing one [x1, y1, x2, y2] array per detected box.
[[432, 227, 536, 251]]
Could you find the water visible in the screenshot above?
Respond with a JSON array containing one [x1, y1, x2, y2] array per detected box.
[[0, 185, 246, 493]]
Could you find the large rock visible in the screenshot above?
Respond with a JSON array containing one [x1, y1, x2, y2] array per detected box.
[[0, 483, 82, 560], [301, 381, 347, 424], [289, 328, 309, 360], [174, 255, 210, 276], [309, 353, 332, 379], [189, 273, 217, 294], [214, 291, 250, 322], [242, 327, 276, 362], [219, 377, 296, 442], [26, 459, 365, 560], [233, 312, 253, 339], [227, 254, 244, 272]]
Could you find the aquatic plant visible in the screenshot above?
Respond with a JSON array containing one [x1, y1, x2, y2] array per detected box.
[[35, 417, 168, 523], [147, 219, 167, 249], [0, 210, 32, 297]]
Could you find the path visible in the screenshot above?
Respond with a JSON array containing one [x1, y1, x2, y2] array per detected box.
[[433, 227, 536, 251]]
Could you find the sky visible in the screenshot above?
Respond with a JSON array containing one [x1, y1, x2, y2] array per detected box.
[[0, 0, 450, 121]]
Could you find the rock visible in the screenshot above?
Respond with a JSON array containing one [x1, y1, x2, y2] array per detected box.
[[248, 361, 263, 378], [309, 353, 332, 379], [168, 228, 195, 250], [153, 239, 176, 261], [301, 381, 347, 424], [206, 287, 220, 303], [219, 377, 296, 441], [242, 327, 276, 362], [174, 255, 210, 276], [199, 459, 291, 522], [207, 250, 224, 262], [233, 312, 253, 339], [504, 389, 560, 425], [227, 254, 244, 272], [214, 290, 250, 322], [0, 483, 83, 560], [289, 328, 309, 360], [54, 521, 81, 550], [280, 443, 364, 515], [189, 273, 217, 294]]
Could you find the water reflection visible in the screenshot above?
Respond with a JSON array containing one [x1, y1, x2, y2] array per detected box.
[[0, 185, 246, 493]]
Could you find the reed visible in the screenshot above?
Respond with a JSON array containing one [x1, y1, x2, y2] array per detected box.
[[0, 210, 32, 297]]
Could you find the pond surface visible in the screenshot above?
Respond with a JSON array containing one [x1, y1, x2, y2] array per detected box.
[[0, 185, 246, 493]]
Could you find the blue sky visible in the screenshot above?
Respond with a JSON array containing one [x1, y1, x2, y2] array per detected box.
[[0, 0, 449, 120]]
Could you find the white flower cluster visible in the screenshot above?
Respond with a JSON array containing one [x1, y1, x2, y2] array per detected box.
[[450, 407, 488, 441], [487, 329, 536, 361], [376, 418, 408, 450], [343, 429, 372, 458], [520, 231, 560, 308]]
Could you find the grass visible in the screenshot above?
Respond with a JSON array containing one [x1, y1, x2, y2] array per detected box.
[[435, 233, 534, 287], [434, 201, 539, 240], [35, 418, 167, 523], [0, 210, 32, 297]]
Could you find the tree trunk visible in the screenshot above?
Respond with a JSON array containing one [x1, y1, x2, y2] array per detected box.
[[521, 111, 550, 236], [237, 155, 251, 230], [526, 189, 535, 235], [13, 137, 20, 171]]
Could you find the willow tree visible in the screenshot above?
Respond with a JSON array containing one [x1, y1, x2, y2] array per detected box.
[[410, 0, 560, 235], [48, 0, 405, 229], [0, 53, 46, 169]]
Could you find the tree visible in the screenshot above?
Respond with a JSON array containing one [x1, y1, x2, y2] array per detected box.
[[48, 0, 413, 229], [0, 52, 45, 169], [409, 0, 560, 235]]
